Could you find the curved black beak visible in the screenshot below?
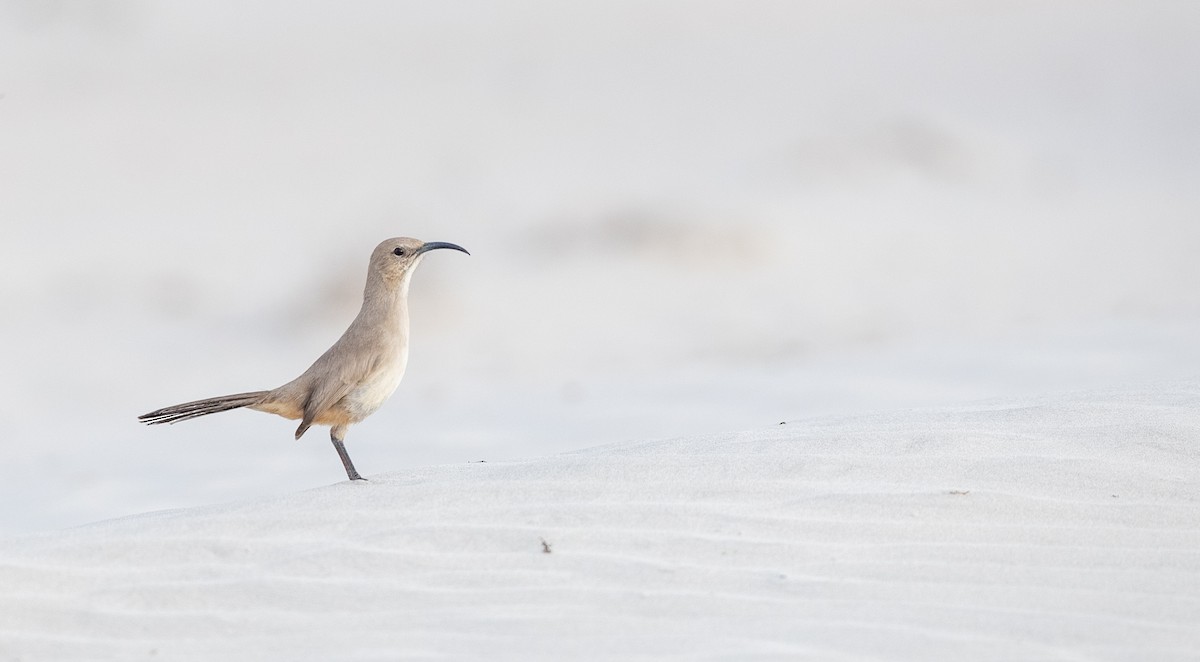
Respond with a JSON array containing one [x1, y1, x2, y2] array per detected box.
[[415, 241, 470, 257]]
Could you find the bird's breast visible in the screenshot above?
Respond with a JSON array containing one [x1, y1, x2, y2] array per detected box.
[[340, 349, 408, 422]]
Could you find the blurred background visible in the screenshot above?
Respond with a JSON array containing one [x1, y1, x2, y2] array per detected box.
[[1, 1, 1198, 532]]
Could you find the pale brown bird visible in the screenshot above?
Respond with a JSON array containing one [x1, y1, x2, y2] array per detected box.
[[139, 237, 469, 480]]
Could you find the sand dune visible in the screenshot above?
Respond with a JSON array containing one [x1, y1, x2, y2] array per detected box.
[[2, 383, 1197, 660]]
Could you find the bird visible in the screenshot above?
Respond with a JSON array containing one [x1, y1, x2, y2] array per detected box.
[[139, 237, 469, 481]]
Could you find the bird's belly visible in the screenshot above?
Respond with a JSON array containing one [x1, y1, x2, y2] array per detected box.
[[339, 361, 407, 422]]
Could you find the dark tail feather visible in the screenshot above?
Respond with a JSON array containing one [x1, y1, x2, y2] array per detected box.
[[138, 391, 268, 425]]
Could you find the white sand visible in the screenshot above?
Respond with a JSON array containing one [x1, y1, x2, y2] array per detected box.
[[1, 1, 1197, 532], [2, 383, 1197, 661]]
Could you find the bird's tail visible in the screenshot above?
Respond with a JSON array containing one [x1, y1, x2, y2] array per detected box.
[[138, 391, 269, 425]]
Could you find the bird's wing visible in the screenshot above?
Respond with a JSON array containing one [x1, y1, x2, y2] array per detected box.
[[293, 347, 381, 439]]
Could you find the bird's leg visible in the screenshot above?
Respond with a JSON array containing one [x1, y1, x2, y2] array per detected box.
[[330, 426, 365, 481]]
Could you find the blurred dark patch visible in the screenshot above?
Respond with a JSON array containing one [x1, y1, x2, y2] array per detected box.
[[522, 209, 766, 267], [791, 116, 980, 187], [876, 118, 974, 181]]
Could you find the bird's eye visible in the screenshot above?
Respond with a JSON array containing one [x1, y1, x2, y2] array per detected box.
[[393, 247, 406, 257]]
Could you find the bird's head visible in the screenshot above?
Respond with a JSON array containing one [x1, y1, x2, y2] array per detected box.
[[369, 237, 470, 287]]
